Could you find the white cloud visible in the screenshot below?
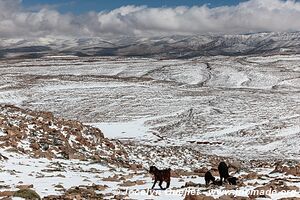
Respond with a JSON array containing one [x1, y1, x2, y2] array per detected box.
[[1, 0, 300, 38]]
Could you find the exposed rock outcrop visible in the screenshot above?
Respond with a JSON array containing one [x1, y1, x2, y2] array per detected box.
[[0, 104, 127, 165]]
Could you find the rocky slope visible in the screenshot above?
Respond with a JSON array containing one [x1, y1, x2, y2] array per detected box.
[[0, 104, 127, 165], [0, 104, 300, 199]]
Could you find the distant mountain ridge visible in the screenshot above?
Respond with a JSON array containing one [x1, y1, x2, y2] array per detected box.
[[1, 32, 300, 59]]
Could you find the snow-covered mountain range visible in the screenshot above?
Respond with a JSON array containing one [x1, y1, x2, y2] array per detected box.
[[1, 32, 300, 59]]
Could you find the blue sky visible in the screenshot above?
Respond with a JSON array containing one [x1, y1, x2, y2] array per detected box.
[[22, 0, 247, 14], [2, 0, 300, 38]]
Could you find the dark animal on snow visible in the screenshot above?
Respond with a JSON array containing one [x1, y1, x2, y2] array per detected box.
[[149, 166, 171, 190], [218, 161, 230, 184], [227, 176, 238, 185], [204, 171, 215, 186]]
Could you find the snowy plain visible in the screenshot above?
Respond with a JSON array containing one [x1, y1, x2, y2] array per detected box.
[[0, 54, 299, 199]]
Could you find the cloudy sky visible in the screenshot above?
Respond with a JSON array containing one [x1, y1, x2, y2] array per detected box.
[[21, 0, 247, 14], [1, 0, 300, 38]]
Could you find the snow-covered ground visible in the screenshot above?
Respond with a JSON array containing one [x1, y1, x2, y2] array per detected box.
[[1, 152, 300, 200], [0, 152, 109, 197], [0, 55, 299, 199], [0, 55, 299, 161]]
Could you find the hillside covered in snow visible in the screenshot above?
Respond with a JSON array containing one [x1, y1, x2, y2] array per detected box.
[[0, 33, 300, 199]]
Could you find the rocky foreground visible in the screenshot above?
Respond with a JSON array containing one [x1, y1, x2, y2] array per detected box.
[[0, 104, 127, 164], [0, 105, 300, 199]]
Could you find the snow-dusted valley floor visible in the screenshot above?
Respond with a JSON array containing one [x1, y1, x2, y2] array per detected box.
[[0, 55, 300, 199]]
